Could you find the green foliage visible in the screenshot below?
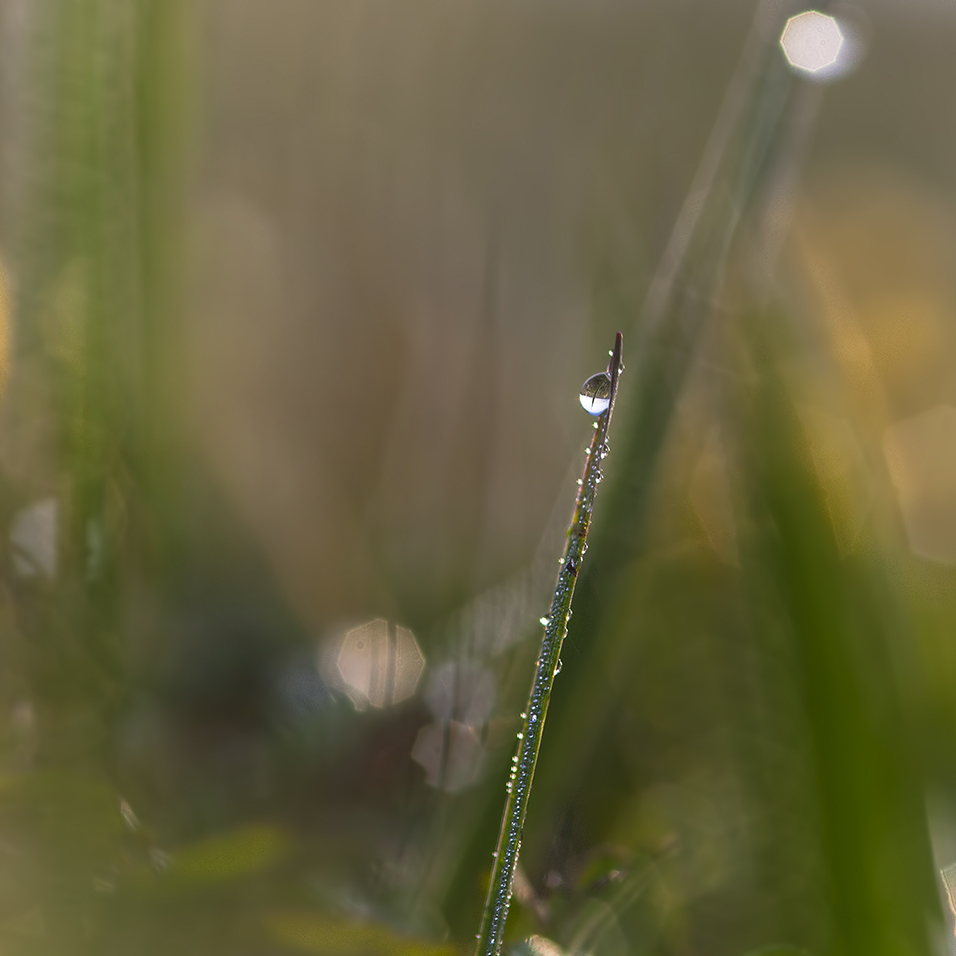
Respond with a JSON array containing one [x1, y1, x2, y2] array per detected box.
[[265, 912, 458, 956], [0, 1, 949, 955], [166, 824, 289, 884]]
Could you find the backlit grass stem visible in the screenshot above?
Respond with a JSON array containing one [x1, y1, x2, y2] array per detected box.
[[474, 332, 624, 956]]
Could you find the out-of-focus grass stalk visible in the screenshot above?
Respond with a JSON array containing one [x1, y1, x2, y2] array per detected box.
[[740, 314, 938, 956], [16, 0, 188, 713], [528, 0, 822, 824], [474, 333, 623, 956], [0, 0, 188, 946], [516, 2, 937, 951]]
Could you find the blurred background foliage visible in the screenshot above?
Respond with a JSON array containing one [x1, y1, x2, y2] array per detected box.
[[0, 0, 955, 954]]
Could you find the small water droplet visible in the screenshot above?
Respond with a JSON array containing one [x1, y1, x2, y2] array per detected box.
[[520, 712, 527, 719], [555, 659, 563, 675], [517, 732, 524, 739], [539, 616, 548, 626], [593, 422, 599, 429], [558, 557, 564, 564], [580, 372, 611, 415], [576, 478, 583, 486]]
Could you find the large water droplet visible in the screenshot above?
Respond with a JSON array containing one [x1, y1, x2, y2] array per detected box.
[[579, 372, 611, 415]]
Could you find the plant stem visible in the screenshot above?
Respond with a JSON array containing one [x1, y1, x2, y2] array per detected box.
[[474, 332, 624, 956]]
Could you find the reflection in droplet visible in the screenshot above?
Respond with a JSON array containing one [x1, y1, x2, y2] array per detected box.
[[10, 498, 57, 579], [335, 619, 425, 710], [579, 372, 611, 416], [411, 720, 485, 793]]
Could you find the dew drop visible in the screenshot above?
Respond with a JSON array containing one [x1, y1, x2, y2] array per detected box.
[[539, 616, 549, 627], [555, 659, 563, 675], [580, 372, 611, 415]]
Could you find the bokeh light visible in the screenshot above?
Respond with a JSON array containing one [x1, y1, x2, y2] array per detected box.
[[9, 498, 57, 579], [333, 619, 425, 710], [780, 10, 844, 75], [411, 720, 485, 793]]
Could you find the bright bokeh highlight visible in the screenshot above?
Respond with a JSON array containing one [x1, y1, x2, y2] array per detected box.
[[780, 11, 844, 75]]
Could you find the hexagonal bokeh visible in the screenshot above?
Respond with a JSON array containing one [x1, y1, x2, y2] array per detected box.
[[423, 661, 496, 727], [335, 619, 425, 709], [780, 10, 844, 74], [9, 497, 58, 579], [883, 405, 956, 564], [411, 720, 485, 793]]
